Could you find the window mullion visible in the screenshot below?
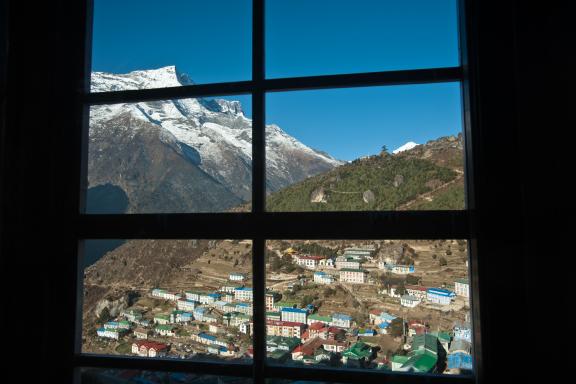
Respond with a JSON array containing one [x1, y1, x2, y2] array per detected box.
[[252, 1, 266, 383]]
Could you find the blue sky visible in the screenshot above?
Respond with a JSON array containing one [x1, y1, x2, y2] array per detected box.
[[92, 0, 461, 160]]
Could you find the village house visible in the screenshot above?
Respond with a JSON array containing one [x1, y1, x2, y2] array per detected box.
[[219, 286, 237, 294], [408, 321, 428, 337], [447, 339, 473, 372], [266, 336, 301, 353], [133, 328, 149, 340], [184, 290, 205, 302], [235, 302, 252, 315], [313, 271, 335, 285], [318, 258, 335, 267], [229, 272, 246, 282], [239, 321, 251, 335], [170, 310, 193, 323], [266, 311, 281, 322], [96, 327, 124, 340], [208, 324, 225, 334], [330, 313, 352, 328], [121, 309, 142, 322], [401, 294, 421, 307], [454, 278, 470, 298], [234, 287, 253, 302], [391, 264, 415, 274], [267, 320, 306, 338], [307, 313, 332, 326], [380, 284, 402, 298], [406, 285, 428, 300], [212, 300, 230, 312], [151, 288, 181, 301], [321, 338, 347, 353], [339, 268, 368, 284], [193, 332, 228, 348], [199, 293, 221, 304], [307, 322, 328, 339], [103, 321, 130, 330], [155, 324, 176, 337], [453, 321, 472, 343], [294, 255, 324, 269], [342, 341, 375, 368], [392, 334, 442, 373], [153, 314, 171, 325], [177, 298, 197, 312], [207, 345, 235, 357], [335, 257, 362, 270], [291, 337, 325, 361], [131, 341, 168, 358], [281, 307, 307, 324], [427, 288, 456, 305], [224, 312, 251, 327], [220, 292, 235, 303], [265, 292, 280, 311]]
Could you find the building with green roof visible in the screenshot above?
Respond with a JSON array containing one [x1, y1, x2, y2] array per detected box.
[[342, 341, 374, 367]]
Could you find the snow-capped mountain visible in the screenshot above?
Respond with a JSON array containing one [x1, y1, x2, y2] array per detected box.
[[392, 141, 419, 154], [88, 66, 343, 213]]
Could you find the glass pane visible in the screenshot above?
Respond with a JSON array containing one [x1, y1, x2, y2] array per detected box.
[[91, 0, 251, 91], [79, 368, 253, 384], [265, 84, 465, 212], [81, 240, 253, 363], [266, 0, 459, 78], [85, 95, 252, 214], [266, 240, 473, 375]]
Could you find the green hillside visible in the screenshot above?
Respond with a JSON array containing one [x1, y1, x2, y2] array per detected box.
[[266, 153, 462, 211]]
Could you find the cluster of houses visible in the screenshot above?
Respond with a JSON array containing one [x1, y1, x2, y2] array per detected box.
[[94, 244, 473, 374]]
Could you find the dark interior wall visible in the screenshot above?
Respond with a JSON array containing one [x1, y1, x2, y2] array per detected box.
[[0, 1, 87, 382], [0, 0, 565, 382]]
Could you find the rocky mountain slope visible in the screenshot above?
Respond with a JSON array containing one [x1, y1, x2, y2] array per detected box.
[[88, 66, 342, 213]]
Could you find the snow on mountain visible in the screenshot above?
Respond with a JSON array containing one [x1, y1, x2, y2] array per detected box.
[[89, 66, 343, 209], [393, 141, 419, 154]]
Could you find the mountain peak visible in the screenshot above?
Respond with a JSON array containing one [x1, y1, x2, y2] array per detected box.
[[91, 65, 193, 92], [393, 141, 419, 154]]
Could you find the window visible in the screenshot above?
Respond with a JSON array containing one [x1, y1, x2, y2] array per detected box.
[[74, 1, 480, 383]]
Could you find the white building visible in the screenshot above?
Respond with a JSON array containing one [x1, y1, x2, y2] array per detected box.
[[280, 307, 307, 324], [151, 288, 182, 301], [330, 313, 352, 328], [406, 285, 428, 300], [177, 299, 197, 312], [400, 294, 421, 308], [454, 279, 470, 298], [427, 288, 456, 305], [234, 287, 253, 302], [335, 258, 361, 270], [339, 268, 368, 284], [391, 264, 415, 274], [295, 255, 324, 269], [229, 272, 246, 282], [313, 271, 335, 285]]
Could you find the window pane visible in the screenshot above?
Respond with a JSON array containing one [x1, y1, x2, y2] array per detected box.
[[81, 240, 253, 363], [90, 0, 251, 91], [266, 240, 473, 375], [79, 368, 253, 384], [266, 0, 459, 78], [85, 95, 252, 214], [265, 84, 465, 212]]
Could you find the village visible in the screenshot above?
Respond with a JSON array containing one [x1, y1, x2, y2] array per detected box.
[[89, 240, 473, 375]]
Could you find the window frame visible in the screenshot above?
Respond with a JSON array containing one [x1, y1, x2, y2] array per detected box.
[[72, 1, 483, 383]]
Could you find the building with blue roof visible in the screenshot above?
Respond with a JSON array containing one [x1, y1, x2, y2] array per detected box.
[[331, 313, 352, 328], [234, 287, 253, 302], [280, 307, 307, 324], [427, 288, 456, 305]]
